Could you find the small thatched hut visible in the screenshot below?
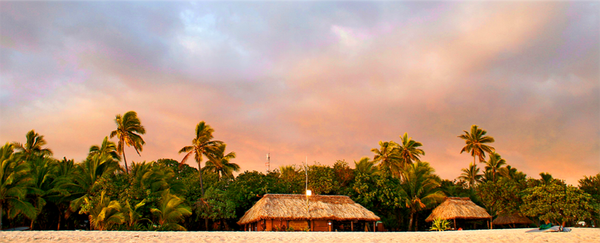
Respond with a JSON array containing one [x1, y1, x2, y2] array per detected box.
[[425, 197, 492, 229], [493, 213, 533, 227], [237, 194, 380, 232]]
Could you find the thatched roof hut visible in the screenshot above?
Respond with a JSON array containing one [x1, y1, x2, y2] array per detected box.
[[425, 197, 491, 222], [493, 213, 533, 225], [237, 194, 380, 227]]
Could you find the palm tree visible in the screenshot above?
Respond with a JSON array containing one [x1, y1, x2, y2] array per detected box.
[[398, 161, 445, 231], [499, 165, 526, 181], [25, 157, 58, 229], [458, 125, 495, 165], [484, 152, 506, 182], [397, 133, 425, 168], [178, 121, 222, 196], [13, 130, 53, 161], [110, 111, 146, 174], [203, 144, 239, 180], [47, 157, 77, 230], [539, 172, 555, 185], [354, 157, 378, 176], [89, 137, 121, 162], [0, 143, 36, 230], [458, 163, 483, 189], [129, 161, 175, 199], [372, 141, 401, 178], [69, 140, 121, 217], [150, 189, 192, 231], [122, 199, 149, 230], [86, 190, 124, 230]]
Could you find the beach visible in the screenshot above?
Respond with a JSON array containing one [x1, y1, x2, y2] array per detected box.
[[1, 228, 599, 243]]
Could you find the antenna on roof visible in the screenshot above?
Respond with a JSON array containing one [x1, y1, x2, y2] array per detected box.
[[266, 150, 271, 173], [304, 156, 308, 193]]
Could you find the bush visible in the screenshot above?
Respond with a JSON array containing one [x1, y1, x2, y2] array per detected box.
[[430, 218, 450, 231]]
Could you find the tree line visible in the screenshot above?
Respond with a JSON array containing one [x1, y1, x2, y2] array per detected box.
[[1, 111, 598, 231]]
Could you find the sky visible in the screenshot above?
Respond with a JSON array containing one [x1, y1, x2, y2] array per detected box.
[[1, 1, 598, 185]]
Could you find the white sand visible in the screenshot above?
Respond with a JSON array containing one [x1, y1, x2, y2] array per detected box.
[[1, 228, 599, 243]]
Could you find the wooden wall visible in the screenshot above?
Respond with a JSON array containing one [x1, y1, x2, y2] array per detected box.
[[243, 219, 375, 232]]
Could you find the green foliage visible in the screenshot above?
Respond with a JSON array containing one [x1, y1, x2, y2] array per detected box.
[[430, 218, 450, 231], [157, 158, 197, 178], [84, 191, 124, 230], [307, 163, 335, 195], [0, 143, 36, 229], [276, 165, 304, 194], [226, 171, 274, 217], [349, 171, 402, 230], [578, 174, 599, 198], [440, 180, 471, 198], [128, 161, 180, 200], [12, 130, 53, 160], [477, 177, 525, 217], [47, 157, 78, 230], [9, 130, 56, 229], [69, 139, 121, 215], [351, 172, 401, 209], [25, 156, 58, 228], [354, 157, 378, 176], [196, 187, 236, 222], [579, 173, 600, 226], [122, 199, 149, 230], [333, 160, 354, 192], [499, 165, 527, 181], [521, 181, 596, 229], [4, 121, 599, 232]]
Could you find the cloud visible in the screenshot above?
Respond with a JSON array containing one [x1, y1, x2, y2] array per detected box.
[[0, 1, 598, 185]]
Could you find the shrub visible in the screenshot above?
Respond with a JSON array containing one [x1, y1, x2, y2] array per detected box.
[[430, 218, 450, 231]]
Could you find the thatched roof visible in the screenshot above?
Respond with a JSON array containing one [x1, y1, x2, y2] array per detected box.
[[237, 194, 380, 225], [425, 197, 491, 222], [493, 214, 533, 225]]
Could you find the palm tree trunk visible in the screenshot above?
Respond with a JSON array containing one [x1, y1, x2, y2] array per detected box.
[[198, 162, 205, 196], [408, 212, 414, 231], [198, 161, 208, 230], [414, 212, 418, 231], [123, 147, 129, 174], [57, 211, 62, 230], [1, 203, 3, 230]]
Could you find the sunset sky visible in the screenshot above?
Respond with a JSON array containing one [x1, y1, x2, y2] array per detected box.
[[1, 1, 598, 185]]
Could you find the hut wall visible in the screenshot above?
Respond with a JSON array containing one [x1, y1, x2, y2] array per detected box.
[[266, 219, 273, 231], [312, 220, 330, 232], [376, 222, 385, 232], [257, 220, 266, 231], [272, 219, 285, 231], [288, 220, 310, 231]]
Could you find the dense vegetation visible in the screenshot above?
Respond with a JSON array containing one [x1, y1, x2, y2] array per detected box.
[[1, 111, 598, 231]]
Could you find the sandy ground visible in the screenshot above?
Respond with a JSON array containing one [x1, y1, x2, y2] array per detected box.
[[1, 228, 599, 243]]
